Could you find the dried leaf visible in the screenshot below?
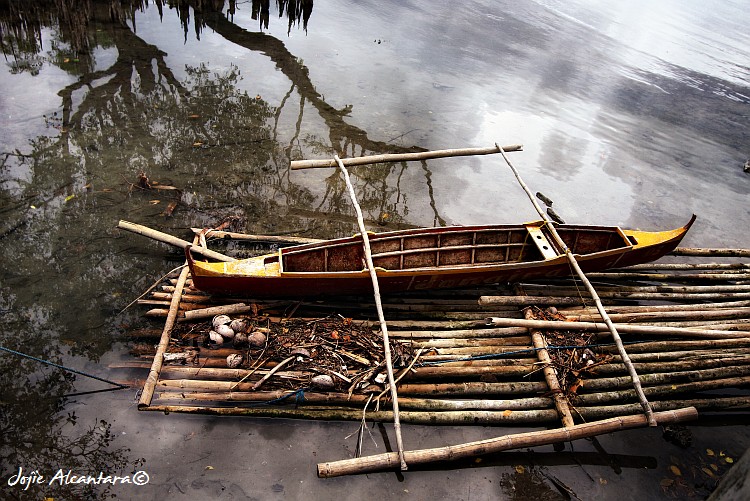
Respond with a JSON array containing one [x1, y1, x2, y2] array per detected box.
[[725, 457, 734, 464], [514, 465, 524, 474], [660, 478, 674, 487], [706, 448, 715, 456], [205, 465, 214, 470], [701, 467, 716, 478], [669, 465, 682, 476], [163, 201, 178, 217], [149, 200, 160, 205], [502, 409, 513, 417], [64, 194, 75, 202], [710, 464, 719, 471]]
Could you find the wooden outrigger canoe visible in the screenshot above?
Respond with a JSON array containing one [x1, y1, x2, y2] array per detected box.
[[186, 216, 696, 297]]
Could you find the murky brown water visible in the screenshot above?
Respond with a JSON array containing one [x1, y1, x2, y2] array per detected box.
[[1, 1, 748, 499]]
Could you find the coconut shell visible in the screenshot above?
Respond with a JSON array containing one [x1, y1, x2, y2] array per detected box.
[[212, 314, 232, 330], [215, 324, 235, 340], [226, 353, 243, 368], [247, 331, 267, 348], [311, 374, 335, 390]]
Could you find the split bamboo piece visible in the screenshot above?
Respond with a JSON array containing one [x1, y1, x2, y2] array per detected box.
[[291, 144, 523, 170], [496, 143, 656, 426], [316, 407, 698, 477]]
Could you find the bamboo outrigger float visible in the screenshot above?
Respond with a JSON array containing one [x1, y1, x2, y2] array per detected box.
[[185, 217, 696, 298]]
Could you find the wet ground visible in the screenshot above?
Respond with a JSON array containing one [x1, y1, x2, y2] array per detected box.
[[1, 1, 749, 499]]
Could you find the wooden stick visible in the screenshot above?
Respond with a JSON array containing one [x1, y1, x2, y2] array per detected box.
[[291, 144, 523, 170], [138, 236, 197, 409], [335, 155, 408, 471], [118, 220, 235, 262], [192, 228, 322, 245], [252, 356, 295, 390], [496, 143, 656, 426], [524, 308, 574, 427], [316, 407, 698, 477], [484, 317, 750, 339]]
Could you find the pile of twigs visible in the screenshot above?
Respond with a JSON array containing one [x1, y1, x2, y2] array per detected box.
[[160, 315, 414, 395]]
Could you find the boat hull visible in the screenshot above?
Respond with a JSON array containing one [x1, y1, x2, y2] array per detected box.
[[187, 216, 695, 298]]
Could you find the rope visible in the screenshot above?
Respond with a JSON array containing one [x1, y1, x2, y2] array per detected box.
[[245, 388, 308, 407], [0, 345, 128, 389]]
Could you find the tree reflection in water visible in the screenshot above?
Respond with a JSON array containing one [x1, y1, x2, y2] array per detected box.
[[0, 1, 446, 497]]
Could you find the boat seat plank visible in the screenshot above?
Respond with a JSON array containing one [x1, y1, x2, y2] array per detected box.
[[526, 225, 560, 260]]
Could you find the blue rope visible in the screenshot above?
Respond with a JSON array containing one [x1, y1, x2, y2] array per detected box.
[[245, 388, 308, 407], [0, 345, 128, 389]]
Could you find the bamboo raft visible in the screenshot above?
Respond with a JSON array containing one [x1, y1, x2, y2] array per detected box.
[[120, 144, 750, 476], [127, 243, 750, 425]]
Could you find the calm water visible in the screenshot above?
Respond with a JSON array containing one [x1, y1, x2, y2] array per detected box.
[[1, 1, 748, 499]]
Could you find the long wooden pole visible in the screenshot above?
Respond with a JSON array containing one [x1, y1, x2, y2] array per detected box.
[[334, 155, 408, 471], [118, 220, 235, 262], [291, 144, 523, 170], [138, 235, 197, 409], [316, 407, 698, 477], [496, 143, 657, 426]]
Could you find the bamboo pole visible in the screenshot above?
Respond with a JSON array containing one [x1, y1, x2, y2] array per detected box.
[[316, 407, 698, 477], [138, 236, 198, 409], [480, 292, 750, 305], [560, 300, 750, 315], [291, 144, 523, 170], [616, 262, 750, 271], [118, 220, 235, 262], [568, 307, 750, 323], [484, 317, 750, 339], [183, 303, 254, 320], [585, 272, 750, 281], [673, 248, 750, 258], [496, 143, 656, 426], [334, 155, 407, 471]]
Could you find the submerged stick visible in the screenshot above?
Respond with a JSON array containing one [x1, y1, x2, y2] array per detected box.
[[496, 142, 656, 426], [316, 407, 698, 477], [291, 144, 523, 170], [335, 155, 408, 471]]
